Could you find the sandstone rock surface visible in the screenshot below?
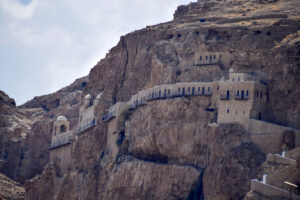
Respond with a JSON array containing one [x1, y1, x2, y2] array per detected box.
[[1, 0, 299, 199]]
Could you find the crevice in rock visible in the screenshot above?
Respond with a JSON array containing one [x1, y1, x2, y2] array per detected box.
[[187, 169, 205, 200]]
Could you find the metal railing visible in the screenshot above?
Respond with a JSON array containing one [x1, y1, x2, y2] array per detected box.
[[234, 95, 249, 100], [74, 119, 97, 134]]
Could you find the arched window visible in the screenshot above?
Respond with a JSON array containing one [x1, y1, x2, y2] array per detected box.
[[60, 125, 66, 133]]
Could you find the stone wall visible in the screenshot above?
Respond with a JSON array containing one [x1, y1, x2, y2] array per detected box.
[[193, 52, 231, 66], [50, 130, 75, 148], [50, 143, 73, 175], [79, 106, 94, 128], [249, 119, 300, 154], [251, 180, 300, 200]]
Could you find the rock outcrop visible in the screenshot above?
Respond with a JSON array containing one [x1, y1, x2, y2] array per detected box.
[[0, 77, 88, 183], [0, 173, 24, 200], [1, 0, 298, 199]]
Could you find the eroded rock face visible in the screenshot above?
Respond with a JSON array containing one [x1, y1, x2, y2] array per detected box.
[[99, 157, 200, 200], [15, 0, 300, 199], [125, 97, 213, 168], [203, 124, 265, 200], [0, 77, 87, 183], [0, 173, 24, 200]]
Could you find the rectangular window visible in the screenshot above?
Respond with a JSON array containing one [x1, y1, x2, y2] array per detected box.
[[217, 86, 219, 90], [208, 87, 210, 92], [200, 56, 202, 60], [260, 92, 263, 98], [206, 56, 208, 60], [198, 87, 200, 91], [227, 109, 229, 113], [214, 55, 216, 59], [220, 55, 221, 59], [188, 87, 190, 92], [168, 89, 170, 94], [178, 88, 181, 92], [237, 90, 239, 96], [246, 90, 249, 96]]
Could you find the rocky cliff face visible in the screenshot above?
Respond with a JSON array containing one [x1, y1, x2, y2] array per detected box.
[[0, 76, 88, 183], [3, 0, 299, 199], [0, 173, 24, 200]]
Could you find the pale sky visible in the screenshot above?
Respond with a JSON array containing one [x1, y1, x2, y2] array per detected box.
[[0, 0, 193, 105]]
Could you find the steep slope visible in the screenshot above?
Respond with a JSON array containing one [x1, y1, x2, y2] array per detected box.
[[0, 76, 88, 183], [24, 0, 300, 199], [0, 173, 25, 200]]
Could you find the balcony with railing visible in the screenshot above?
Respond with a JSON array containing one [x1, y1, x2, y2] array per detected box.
[[74, 119, 97, 135], [50, 131, 75, 149], [234, 95, 249, 100]]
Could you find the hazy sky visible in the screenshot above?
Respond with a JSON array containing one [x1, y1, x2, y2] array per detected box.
[[0, 0, 193, 105]]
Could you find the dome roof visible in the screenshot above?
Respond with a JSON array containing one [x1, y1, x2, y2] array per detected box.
[[57, 116, 67, 121], [96, 92, 103, 99], [85, 94, 92, 99]]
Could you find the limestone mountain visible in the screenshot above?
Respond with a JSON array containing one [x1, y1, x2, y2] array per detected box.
[[1, 0, 300, 199]]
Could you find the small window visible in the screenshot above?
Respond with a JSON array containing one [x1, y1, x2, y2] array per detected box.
[[238, 77, 240, 82], [206, 56, 208, 60], [168, 89, 170, 94], [210, 55, 212, 59], [208, 87, 210, 92], [260, 92, 263, 98], [214, 55, 216, 59], [217, 86, 219, 90], [236, 110, 237, 114], [60, 125, 66, 133], [219, 55, 222, 59], [256, 91, 259, 98], [178, 88, 181, 92], [188, 87, 190, 92], [198, 87, 200, 92], [232, 78, 234, 82], [246, 90, 249, 96], [237, 90, 239, 96], [200, 56, 202, 60], [227, 109, 229, 113], [243, 110, 245, 115]]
